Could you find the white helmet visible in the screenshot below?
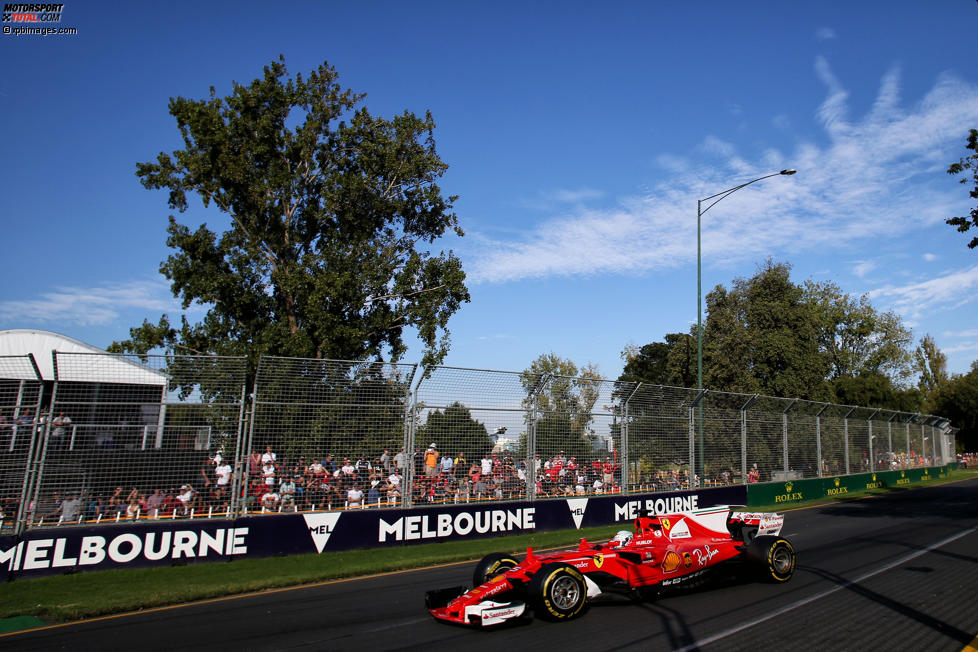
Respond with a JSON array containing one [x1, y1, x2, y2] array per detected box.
[[612, 530, 632, 546]]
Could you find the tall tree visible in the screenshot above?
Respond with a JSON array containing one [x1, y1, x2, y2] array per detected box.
[[946, 128, 978, 249], [111, 58, 469, 370], [419, 402, 493, 461], [618, 333, 697, 388], [927, 361, 978, 451], [804, 280, 913, 385], [703, 260, 829, 400], [913, 334, 950, 396], [520, 354, 601, 459]]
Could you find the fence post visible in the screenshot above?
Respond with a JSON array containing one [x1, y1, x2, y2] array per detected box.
[[689, 389, 707, 482], [866, 408, 880, 472], [843, 406, 857, 475], [621, 382, 642, 492], [782, 398, 797, 476], [402, 366, 423, 509], [740, 394, 757, 484]]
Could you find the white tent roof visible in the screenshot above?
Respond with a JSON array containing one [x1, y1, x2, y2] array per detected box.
[[0, 329, 167, 385]]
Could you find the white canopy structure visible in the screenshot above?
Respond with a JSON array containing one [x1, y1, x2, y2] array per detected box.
[[0, 329, 168, 385]]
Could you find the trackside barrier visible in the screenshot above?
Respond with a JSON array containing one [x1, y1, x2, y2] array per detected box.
[[0, 484, 746, 580], [746, 464, 955, 507]]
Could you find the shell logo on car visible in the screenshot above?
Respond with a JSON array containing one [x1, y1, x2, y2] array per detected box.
[[662, 551, 682, 572]]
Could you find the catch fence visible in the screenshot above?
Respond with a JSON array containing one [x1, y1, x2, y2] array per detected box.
[[0, 353, 957, 533]]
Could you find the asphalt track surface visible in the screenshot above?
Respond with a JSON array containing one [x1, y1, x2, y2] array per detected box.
[[4, 478, 978, 652]]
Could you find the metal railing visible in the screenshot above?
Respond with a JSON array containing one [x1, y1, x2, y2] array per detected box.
[[0, 353, 957, 533]]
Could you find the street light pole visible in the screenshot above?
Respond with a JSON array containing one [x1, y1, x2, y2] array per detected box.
[[695, 169, 796, 479]]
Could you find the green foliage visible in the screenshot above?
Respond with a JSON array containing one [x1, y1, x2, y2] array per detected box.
[[520, 354, 601, 457], [927, 362, 978, 451], [913, 334, 950, 395], [115, 57, 469, 373], [946, 128, 978, 249], [619, 334, 696, 388], [829, 372, 922, 412], [418, 401, 493, 460], [618, 261, 921, 409], [703, 260, 830, 400], [804, 280, 913, 384]]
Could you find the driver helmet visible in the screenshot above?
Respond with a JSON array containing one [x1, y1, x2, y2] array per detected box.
[[611, 530, 632, 546]]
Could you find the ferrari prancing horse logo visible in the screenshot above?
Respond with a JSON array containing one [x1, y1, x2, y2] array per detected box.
[[594, 554, 604, 569]]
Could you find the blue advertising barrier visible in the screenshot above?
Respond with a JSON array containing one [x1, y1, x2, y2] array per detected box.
[[1, 484, 746, 580]]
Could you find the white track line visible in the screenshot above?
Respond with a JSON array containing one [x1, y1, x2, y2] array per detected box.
[[673, 525, 978, 652]]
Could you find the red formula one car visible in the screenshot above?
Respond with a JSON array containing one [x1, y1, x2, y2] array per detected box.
[[426, 506, 795, 627]]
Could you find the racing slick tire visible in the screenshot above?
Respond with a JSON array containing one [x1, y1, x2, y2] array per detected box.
[[745, 535, 796, 583], [473, 552, 520, 586], [527, 562, 588, 621]]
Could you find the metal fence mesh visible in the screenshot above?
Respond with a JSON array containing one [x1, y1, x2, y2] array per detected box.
[[22, 353, 247, 529], [4, 353, 957, 533], [0, 354, 43, 530]]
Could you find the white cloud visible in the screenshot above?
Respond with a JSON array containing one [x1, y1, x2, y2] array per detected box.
[[923, 253, 938, 262], [0, 279, 180, 327], [944, 341, 978, 355], [869, 264, 978, 319], [464, 63, 978, 285], [539, 188, 604, 204], [852, 260, 877, 278], [815, 27, 837, 41], [946, 329, 978, 338]]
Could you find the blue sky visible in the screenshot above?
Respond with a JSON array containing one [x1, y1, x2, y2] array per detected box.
[[2, 1, 977, 383]]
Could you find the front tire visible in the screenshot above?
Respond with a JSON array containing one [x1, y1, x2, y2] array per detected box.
[[527, 562, 588, 621], [745, 536, 796, 582], [472, 552, 520, 586]]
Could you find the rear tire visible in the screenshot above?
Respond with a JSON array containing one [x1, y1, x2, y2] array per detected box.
[[472, 552, 520, 586], [745, 536, 795, 582], [527, 562, 588, 621]]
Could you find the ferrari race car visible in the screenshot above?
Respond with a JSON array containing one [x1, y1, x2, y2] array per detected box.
[[426, 506, 795, 627]]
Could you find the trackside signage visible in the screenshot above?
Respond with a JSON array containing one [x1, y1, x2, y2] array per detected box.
[[743, 465, 954, 508], [0, 483, 745, 580], [0, 524, 249, 578]]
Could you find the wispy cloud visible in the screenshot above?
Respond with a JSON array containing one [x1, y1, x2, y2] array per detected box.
[[0, 279, 180, 326], [465, 62, 978, 286], [923, 253, 938, 262], [815, 27, 837, 41], [869, 264, 978, 319], [852, 260, 877, 278]]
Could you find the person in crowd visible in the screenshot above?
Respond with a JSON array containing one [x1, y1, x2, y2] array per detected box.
[[480, 453, 493, 477], [424, 443, 439, 477], [262, 458, 277, 489], [177, 484, 195, 514], [394, 449, 408, 472], [146, 488, 165, 515], [261, 488, 280, 511], [379, 448, 391, 473], [355, 454, 372, 476], [261, 446, 276, 464], [346, 481, 364, 508], [384, 468, 401, 501], [278, 474, 295, 509], [51, 412, 71, 451], [59, 492, 82, 522], [214, 456, 232, 505], [248, 450, 262, 478]]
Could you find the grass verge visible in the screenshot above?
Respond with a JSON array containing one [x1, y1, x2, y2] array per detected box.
[[3, 468, 975, 626]]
